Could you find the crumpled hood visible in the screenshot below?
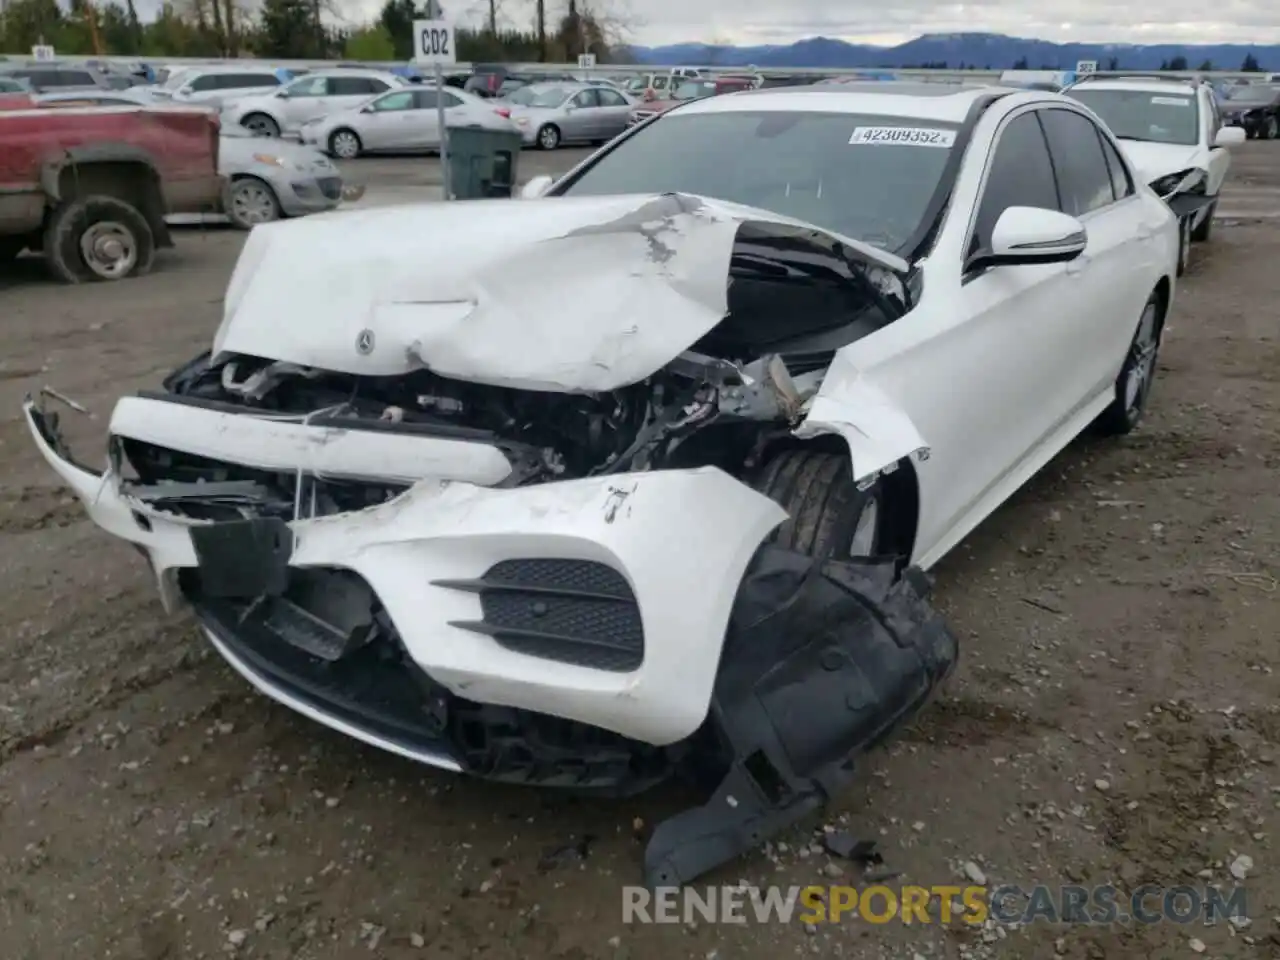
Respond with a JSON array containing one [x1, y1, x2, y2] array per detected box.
[[214, 192, 908, 393], [1117, 140, 1204, 186]]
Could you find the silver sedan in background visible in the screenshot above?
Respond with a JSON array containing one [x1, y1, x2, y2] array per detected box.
[[499, 82, 637, 149], [301, 86, 515, 159]]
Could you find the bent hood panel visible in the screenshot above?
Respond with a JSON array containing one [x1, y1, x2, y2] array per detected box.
[[213, 192, 907, 393], [1117, 141, 1202, 184]]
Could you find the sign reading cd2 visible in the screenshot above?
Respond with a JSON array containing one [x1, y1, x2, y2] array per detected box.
[[413, 20, 456, 66]]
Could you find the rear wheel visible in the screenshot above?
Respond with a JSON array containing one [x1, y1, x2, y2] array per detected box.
[[536, 124, 561, 150], [328, 128, 361, 159], [1096, 292, 1163, 435], [242, 112, 280, 138], [754, 449, 886, 560], [43, 195, 155, 284]]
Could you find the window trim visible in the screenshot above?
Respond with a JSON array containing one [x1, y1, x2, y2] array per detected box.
[[963, 102, 1135, 279]]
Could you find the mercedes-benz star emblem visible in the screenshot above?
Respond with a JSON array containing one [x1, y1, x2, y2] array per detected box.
[[356, 329, 375, 355]]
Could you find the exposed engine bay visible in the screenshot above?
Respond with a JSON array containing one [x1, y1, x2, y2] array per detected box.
[[25, 196, 957, 888]]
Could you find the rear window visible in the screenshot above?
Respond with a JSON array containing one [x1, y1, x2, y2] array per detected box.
[[558, 110, 959, 253], [218, 73, 279, 89]]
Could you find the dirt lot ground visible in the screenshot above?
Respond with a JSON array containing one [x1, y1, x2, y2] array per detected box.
[[0, 142, 1277, 960]]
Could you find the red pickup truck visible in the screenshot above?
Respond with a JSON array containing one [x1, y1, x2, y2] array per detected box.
[[0, 97, 223, 282]]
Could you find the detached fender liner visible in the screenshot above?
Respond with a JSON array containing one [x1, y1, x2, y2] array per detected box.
[[645, 547, 958, 887], [1168, 192, 1215, 219]]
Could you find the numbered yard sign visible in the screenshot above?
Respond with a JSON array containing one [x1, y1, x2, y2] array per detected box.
[[31, 45, 56, 62], [1076, 60, 1098, 74], [577, 53, 597, 69], [413, 20, 456, 65]]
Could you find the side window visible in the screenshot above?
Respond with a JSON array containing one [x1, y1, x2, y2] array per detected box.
[[330, 76, 375, 96], [290, 76, 330, 96], [652, 76, 669, 91], [971, 112, 1060, 256], [572, 89, 599, 107], [1039, 108, 1116, 216], [367, 79, 391, 93], [441, 92, 463, 108], [413, 89, 441, 109], [373, 91, 415, 111], [59, 71, 95, 86], [597, 89, 626, 106], [189, 74, 220, 92], [1097, 132, 1134, 201]]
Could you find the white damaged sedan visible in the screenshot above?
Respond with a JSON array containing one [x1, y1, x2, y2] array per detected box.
[[24, 83, 1177, 886]]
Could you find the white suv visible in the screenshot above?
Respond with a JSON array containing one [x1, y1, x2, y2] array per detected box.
[[224, 69, 406, 138], [1064, 75, 1244, 274], [153, 65, 286, 109]]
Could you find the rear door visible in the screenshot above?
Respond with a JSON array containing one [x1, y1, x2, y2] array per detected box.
[[278, 74, 330, 128], [594, 87, 632, 138], [330, 75, 393, 115], [1038, 106, 1157, 404]]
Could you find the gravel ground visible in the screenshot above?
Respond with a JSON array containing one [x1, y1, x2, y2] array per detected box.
[[0, 142, 1276, 960]]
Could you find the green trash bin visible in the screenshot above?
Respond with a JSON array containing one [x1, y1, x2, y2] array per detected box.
[[445, 125, 524, 200]]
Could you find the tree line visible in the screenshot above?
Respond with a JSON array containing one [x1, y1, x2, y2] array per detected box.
[[0, 0, 631, 64]]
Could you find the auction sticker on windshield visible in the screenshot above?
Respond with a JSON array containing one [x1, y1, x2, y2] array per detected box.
[[849, 126, 957, 147]]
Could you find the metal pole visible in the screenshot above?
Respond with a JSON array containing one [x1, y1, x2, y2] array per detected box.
[[435, 62, 450, 201]]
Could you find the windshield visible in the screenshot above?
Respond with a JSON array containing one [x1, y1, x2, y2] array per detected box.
[[161, 68, 192, 91], [1225, 85, 1280, 105], [673, 80, 717, 100], [515, 85, 572, 107], [1065, 89, 1199, 145], [557, 111, 959, 252]]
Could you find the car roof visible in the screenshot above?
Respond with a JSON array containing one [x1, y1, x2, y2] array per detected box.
[[298, 68, 401, 80], [184, 64, 281, 75], [674, 83, 1015, 123], [1066, 78, 1199, 96]]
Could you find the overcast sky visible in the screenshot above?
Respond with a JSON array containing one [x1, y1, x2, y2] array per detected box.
[[322, 0, 1280, 47]]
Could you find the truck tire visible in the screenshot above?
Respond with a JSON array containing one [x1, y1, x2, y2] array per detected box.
[[0, 237, 25, 262], [44, 195, 155, 284]]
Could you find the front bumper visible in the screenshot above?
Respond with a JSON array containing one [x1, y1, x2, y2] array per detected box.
[[24, 392, 785, 749], [278, 174, 344, 216]]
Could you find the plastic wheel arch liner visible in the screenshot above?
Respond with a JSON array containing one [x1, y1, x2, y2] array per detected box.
[[644, 547, 959, 887]]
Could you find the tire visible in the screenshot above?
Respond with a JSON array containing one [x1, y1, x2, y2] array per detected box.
[[536, 124, 561, 150], [227, 176, 282, 230], [754, 449, 886, 560], [328, 128, 362, 160], [43, 195, 155, 284], [1190, 199, 1215, 243], [241, 112, 280, 138], [1266, 116, 1279, 140], [1096, 291, 1164, 436], [1176, 216, 1191, 277]]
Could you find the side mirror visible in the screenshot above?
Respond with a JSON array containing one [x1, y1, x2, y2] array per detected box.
[[360, 105, 374, 113], [1215, 126, 1245, 147], [276, 89, 290, 99], [970, 206, 1087, 271], [520, 175, 554, 199]]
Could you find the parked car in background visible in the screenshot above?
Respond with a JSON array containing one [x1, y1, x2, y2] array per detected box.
[[224, 69, 406, 138], [1064, 75, 1243, 274], [500, 82, 635, 149], [0, 63, 108, 93], [1220, 83, 1280, 139], [0, 75, 29, 93], [0, 97, 222, 281], [152, 65, 287, 109], [626, 78, 719, 126], [464, 65, 576, 99], [623, 72, 677, 101], [301, 86, 514, 159]]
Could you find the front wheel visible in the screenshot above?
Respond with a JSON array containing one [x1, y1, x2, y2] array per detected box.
[[754, 449, 885, 559], [1096, 293, 1163, 436], [227, 177, 282, 230], [1176, 216, 1191, 276], [241, 112, 280, 138], [43, 195, 155, 284]]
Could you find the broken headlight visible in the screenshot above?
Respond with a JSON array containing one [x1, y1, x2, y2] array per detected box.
[[1149, 168, 1202, 199]]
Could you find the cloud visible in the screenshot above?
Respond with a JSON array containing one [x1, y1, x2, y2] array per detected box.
[[130, 0, 1280, 48]]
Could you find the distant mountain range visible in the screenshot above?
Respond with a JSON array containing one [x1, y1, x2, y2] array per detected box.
[[627, 33, 1278, 72]]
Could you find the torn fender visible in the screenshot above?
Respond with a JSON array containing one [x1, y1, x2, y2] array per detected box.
[[644, 547, 958, 887], [794, 353, 929, 485]]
